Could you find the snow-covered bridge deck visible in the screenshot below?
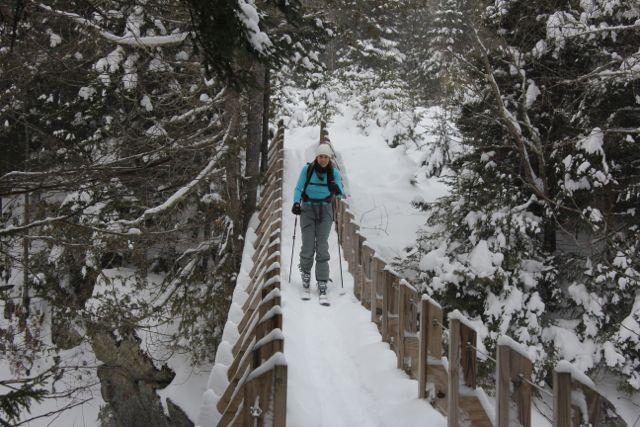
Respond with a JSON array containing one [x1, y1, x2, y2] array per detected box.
[[199, 115, 622, 427]]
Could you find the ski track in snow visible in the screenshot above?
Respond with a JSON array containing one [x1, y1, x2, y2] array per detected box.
[[282, 124, 445, 427]]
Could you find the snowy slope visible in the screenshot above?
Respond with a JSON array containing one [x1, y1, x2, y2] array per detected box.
[[281, 116, 446, 427]]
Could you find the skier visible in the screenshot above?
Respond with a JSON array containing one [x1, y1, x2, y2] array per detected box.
[[291, 144, 344, 302]]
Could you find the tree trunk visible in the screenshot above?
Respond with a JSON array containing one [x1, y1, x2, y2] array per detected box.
[[260, 66, 271, 174], [243, 62, 265, 232], [223, 87, 244, 269], [89, 325, 192, 427], [22, 123, 29, 316]]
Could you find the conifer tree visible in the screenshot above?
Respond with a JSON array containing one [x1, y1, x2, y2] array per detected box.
[[401, 0, 640, 394]]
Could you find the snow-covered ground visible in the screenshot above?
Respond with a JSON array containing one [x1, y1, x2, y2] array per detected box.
[[280, 110, 447, 426]]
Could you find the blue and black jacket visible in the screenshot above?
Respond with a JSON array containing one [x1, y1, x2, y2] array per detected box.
[[294, 163, 345, 205]]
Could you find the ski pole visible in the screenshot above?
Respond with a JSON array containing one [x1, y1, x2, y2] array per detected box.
[[332, 199, 344, 289], [288, 215, 298, 282]]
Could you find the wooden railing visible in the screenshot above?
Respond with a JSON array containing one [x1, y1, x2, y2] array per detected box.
[[327, 126, 623, 427], [212, 120, 287, 426]]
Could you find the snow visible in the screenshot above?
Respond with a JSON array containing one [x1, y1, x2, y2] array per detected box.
[[555, 360, 596, 390], [421, 293, 442, 309], [469, 240, 496, 278], [542, 326, 599, 373], [253, 328, 285, 351], [497, 335, 534, 361], [246, 352, 287, 383], [78, 86, 96, 100], [140, 94, 153, 111], [322, 106, 449, 262], [525, 79, 541, 108], [237, 0, 273, 54], [577, 128, 605, 155], [47, 29, 62, 47]]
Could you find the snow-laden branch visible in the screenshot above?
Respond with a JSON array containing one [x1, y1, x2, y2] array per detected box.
[[562, 22, 640, 39], [471, 28, 546, 198], [116, 148, 226, 228], [35, 2, 191, 47], [0, 215, 72, 237]]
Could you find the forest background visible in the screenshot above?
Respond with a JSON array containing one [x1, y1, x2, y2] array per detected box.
[[0, 0, 639, 425]]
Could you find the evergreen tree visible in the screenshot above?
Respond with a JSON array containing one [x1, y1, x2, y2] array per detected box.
[[0, 0, 329, 422], [401, 0, 640, 393]]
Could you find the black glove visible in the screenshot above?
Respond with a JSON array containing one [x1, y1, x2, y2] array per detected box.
[[291, 202, 301, 215], [328, 181, 341, 196]]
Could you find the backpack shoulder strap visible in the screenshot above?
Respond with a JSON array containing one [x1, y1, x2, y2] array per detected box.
[[301, 162, 315, 200]]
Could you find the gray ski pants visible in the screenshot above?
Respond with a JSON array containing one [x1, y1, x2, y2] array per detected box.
[[299, 203, 333, 282]]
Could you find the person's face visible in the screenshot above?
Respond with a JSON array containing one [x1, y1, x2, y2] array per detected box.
[[317, 154, 330, 168]]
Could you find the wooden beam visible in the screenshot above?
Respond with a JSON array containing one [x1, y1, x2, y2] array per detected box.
[[381, 270, 390, 343], [418, 297, 429, 399], [553, 371, 572, 427], [448, 318, 461, 427], [273, 365, 288, 427], [496, 344, 510, 427], [459, 324, 477, 389], [511, 351, 532, 427], [370, 256, 380, 325], [397, 284, 407, 370]]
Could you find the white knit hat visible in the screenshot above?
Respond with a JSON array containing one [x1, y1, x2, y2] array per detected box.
[[315, 144, 333, 158]]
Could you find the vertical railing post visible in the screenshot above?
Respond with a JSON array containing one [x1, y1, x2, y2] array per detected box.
[[397, 283, 407, 370], [460, 324, 477, 390], [274, 365, 288, 427], [448, 318, 461, 427], [370, 256, 379, 324], [419, 297, 429, 399], [373, 257, 385, 330], [361, 245, 373, 310], [553, 370, 572, 427], [496, 338, 533, 427], [355, 233, 365, 301], [496, 344, 510, 427], [381, 269, 390, 343]]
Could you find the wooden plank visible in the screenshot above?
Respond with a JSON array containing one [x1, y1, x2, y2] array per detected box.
[[371, 258, 383, 327], [242, 369, 273, 426], [273, 365, 287, 427], [217, 363, 249, 415], [496, 344, 510, 427], [459, 324, 477, 389], [428, 363, 449, 414], [418, 298, 429, 399], [404, 336, 419, 379], [580, 385, 602, 426], [427, 301, 443, 359], [361, 245, 373, 309], [460, 395, 494, 427], [511, 351, 532, 427], [448, 318, 461, 427], [381, 270, 390, 343], [553, 371, 572, 427], [397, 284, 406, 370]]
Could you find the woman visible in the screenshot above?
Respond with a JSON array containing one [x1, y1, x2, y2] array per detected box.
[[291, 144, 345, 297]]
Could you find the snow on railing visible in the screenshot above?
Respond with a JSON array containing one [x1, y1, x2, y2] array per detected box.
[[196, 121, 287, 427], [324, 123, 622, 427]]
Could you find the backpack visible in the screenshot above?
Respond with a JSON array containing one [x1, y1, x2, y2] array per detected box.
[[301, 161, 334, 202]]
